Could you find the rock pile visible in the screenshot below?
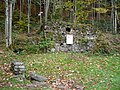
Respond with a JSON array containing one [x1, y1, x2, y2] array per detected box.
[[11, 61, 26, 75], [29, 72, 48, 82], [28, 72, 48, 88]]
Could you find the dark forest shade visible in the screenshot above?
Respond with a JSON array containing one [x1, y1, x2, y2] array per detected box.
[[66, 27, 71, 32]]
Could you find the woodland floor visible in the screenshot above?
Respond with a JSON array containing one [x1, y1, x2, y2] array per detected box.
[[0, 49, 120, 90]]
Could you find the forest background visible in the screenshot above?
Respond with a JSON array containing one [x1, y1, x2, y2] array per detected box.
[[0, 0, 119, 54], [0, 0, 120, 90]]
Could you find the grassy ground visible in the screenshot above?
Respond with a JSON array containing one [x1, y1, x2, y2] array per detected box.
[[0, 50, 120, 90]]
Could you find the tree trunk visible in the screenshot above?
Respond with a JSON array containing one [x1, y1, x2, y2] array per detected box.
[[45, 0, 50, 24], [20, 0, 22, 20], [111, 0, 114, 33], [5, 0, 9, 47], [111, 0, 117, 33], [13, 0, 16, 13], [28, 0, 31, 34], [114, 1, 117, 34], [9, 0, 13, 45], [51, 0, 56, 21], [73, 0, 76, 27], [92, 2, 95, 25], [39, 0, 42, 30], [97, 1, 100, 23]]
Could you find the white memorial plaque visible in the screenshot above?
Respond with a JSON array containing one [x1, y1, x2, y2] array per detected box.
[[66, 34, 73, 44]]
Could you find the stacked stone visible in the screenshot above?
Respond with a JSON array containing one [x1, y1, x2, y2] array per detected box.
[[11, 61, 26, 75]]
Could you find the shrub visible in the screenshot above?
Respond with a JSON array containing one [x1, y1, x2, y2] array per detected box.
[[38, 38, 55, 52], [92, 32, 112, 54], [26, 38, 55, 53], [92, 31, 120, 54]]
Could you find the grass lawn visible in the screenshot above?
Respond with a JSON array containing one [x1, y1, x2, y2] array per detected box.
[[0, 51, 120, 90]]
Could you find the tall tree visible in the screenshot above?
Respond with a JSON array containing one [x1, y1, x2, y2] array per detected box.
[[28, 0, 31, 34], [20, 0, 22, 20], [111, 0, 118, 33], [5, 0, 9, 47], [45, 0, 50, 24], [9, 0, 13, 45], [114, 0, 118, 34], [39, 0, 42, 30], [5, 0, 15, 47]]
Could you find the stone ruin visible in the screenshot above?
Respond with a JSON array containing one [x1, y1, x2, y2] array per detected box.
[[11, 61, 48, 84], [11, 61, 26, 75], [11, 61, 26, 81], [45, 22, 97, 52]]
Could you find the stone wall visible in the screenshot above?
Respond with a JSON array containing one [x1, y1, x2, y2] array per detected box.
[[45, 22, 96, 52]]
